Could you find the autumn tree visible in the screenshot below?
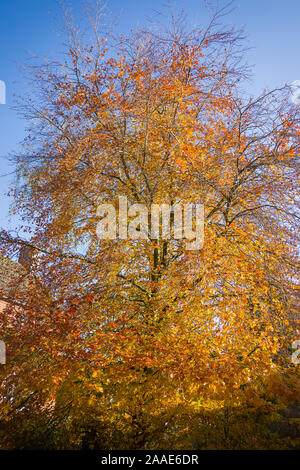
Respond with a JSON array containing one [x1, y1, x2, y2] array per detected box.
[[0, 1, 299, 449]]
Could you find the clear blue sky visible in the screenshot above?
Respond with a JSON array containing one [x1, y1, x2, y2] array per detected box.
[[0, 0, 299, 231]]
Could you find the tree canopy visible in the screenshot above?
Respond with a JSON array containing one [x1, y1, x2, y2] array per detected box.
[[0, 1, 299, 450]]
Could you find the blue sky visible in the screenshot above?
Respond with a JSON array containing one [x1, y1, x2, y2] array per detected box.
[[0, 0, 299, 231]]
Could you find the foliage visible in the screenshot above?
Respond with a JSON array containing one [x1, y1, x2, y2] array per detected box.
[[0, 1, 299, 449]]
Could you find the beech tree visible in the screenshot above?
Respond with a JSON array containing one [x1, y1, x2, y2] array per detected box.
[[0, 1, 299, 449]]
